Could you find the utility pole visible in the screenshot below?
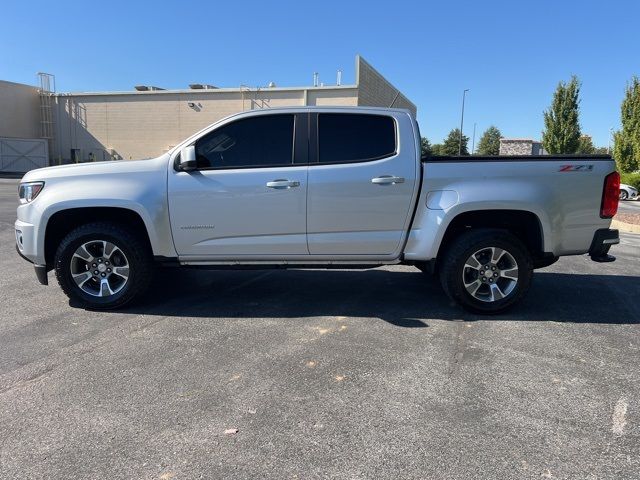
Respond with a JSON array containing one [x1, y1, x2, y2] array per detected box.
[[471, 122, 477, 154], [459, 89, 469, 155]]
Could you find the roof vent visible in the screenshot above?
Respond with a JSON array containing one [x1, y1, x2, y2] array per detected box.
[[134, 85, 166, 91], [189, 83, 218, 90]]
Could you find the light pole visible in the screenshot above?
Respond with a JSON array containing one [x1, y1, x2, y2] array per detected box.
[[459, 89, 469, 155], [608, 127, 614, 154], [471, 122, 477, 154]]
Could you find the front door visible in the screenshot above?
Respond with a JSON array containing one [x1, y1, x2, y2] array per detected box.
[[168, 112, 309, 258]]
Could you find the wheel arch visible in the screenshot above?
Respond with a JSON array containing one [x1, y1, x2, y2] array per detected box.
[[44, 207, 153, 268], [436, 209, 546, 261]]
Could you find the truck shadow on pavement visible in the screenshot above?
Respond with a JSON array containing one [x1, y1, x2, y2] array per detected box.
[[110, 268, 640, 328], [106, 267, 640, 327]]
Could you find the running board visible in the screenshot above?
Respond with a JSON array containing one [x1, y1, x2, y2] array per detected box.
[[179, 259, 401, 267]]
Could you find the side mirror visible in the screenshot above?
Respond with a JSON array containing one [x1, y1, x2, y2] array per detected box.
[[179, 145, 197, 171]]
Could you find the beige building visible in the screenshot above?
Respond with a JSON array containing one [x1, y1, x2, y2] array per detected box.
[[0, 80, 42, 139], [0, 55, 416, 169], [499, 138, 544, 156], [0, 80, 50, 172]]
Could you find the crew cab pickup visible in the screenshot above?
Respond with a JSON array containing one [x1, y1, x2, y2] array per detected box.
[[15, 107, 621, 313]]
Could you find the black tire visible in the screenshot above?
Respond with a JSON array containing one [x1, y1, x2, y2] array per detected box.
[[619, 190, 628, 200], [55, 222, 152, 310], [415, 261, 434, 275], [533, 255, 559, 269], [439, 229, 533, 314]]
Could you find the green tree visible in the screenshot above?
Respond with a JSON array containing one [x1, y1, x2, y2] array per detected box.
[[476, 126, 502, 155], [576, 135, 596, 154], [441, 128, 469, 156], [420, 137, 432, 157], [594, 146, 609, 155], [613, 132, 636, 172], [613, 76, 640, 172], [431, 144, 445, 156], [542, 76, 582, 154]]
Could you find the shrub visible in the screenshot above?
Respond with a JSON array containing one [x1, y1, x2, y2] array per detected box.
[[620, 172, 640, 190]]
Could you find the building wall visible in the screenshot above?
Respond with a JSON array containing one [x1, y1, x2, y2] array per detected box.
[[355, 56, 417, 118], [531, 142, 544, 155], [55, 87, 359, 161], [0, 81, 41, 139], [307, 88, 358, 107], [2, 55, 412, 163], [1, 57, 414, 164], [499, 139, 543, 155]]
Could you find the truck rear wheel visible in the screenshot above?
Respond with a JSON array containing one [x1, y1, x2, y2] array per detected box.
[[439, 229, 533, 314], [54, 222, 152, 310]]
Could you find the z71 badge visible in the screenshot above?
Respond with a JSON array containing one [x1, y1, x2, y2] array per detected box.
[[559, 164, 594, 172]]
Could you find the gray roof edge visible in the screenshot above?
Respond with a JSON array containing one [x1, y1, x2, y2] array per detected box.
[[57, 84, 358, 97]]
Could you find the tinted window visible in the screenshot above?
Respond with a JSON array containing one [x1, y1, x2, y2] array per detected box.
[[195, 114, 294, 169], [318, 114, 396, 163]]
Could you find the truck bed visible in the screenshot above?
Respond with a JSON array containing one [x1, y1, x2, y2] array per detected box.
[[404, 154, 617, 261]]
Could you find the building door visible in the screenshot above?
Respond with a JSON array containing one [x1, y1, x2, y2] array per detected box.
[[0, 137, 48, 173]]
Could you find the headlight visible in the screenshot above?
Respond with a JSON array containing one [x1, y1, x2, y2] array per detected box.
[[18, 181, 45, 204]]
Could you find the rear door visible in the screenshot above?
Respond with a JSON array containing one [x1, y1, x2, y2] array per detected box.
[[306, 111, 419, 256]]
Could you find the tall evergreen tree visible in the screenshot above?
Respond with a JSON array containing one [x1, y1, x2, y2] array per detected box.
[[542, 76, 582, 154], [442, 128, 469, 155], [613, 76, 640, 172], [476, 126, 502, 155]]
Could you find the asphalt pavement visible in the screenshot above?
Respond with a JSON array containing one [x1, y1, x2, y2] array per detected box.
[[618, 198, 640, 213], [0, 178, 638, 479]]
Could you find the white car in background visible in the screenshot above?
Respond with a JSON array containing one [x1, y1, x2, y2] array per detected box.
[[620, 183, 638, 200]]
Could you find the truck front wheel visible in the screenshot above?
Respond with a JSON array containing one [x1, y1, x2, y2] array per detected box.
[[439, 229, 533, 314], [54, 222, 152, 310]]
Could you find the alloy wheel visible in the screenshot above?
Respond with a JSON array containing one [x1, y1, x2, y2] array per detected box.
[[70, 240, 130, 297], [462, 246, 519, 303]]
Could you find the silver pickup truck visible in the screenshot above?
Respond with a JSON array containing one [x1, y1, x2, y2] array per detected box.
[[15, 107, 621, 314]]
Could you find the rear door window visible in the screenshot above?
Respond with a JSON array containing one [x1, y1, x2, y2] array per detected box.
[[318, 113, 396, 164]]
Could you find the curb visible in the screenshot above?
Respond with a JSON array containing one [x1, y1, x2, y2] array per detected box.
[[611, 219, 640, 234]]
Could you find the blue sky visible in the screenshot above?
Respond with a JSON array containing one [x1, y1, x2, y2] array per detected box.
[[2, 0, 638, 147]]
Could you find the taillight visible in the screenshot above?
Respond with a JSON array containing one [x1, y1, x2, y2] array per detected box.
[[600, 171, 620, 218]]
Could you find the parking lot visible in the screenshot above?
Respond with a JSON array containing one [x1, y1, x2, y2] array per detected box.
[[0, 178, 638, 479], [618, 196, 640, 226]]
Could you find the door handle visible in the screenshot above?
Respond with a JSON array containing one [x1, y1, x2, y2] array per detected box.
[[371, 175, 405, 185], [266, 179, 300, 189]]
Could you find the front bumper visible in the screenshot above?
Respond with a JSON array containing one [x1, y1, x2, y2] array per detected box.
[[15, 245, 49, 285], [15, 219, 48, 285], [589, 228, 619, 263], [15, 218, 37, 262]]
